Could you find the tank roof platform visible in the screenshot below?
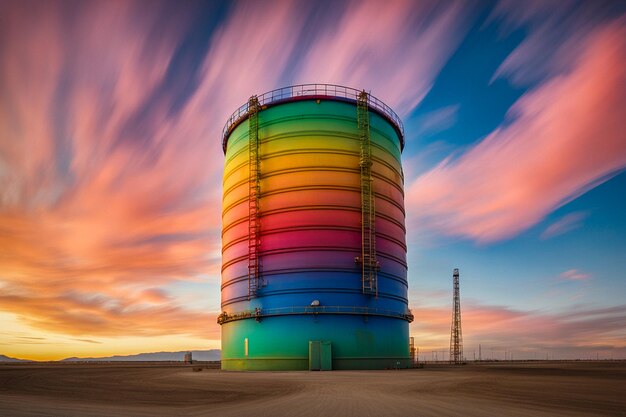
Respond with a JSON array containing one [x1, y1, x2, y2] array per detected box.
[[221, 83, 405, 153]]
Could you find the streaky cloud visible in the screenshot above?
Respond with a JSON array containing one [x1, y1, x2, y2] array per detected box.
[[407, 19, 626, 243], [0, 0, 470, 343], [541, 212, 588, 239], [295, 0, 474, 115], [411, 301, 626, 355], [560, 269, 592, 281]]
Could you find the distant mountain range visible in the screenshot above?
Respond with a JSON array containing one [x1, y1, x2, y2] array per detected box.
[[60, 349, 221, 362], [1, 350, 221, 363], [0, 354, 33, 362]]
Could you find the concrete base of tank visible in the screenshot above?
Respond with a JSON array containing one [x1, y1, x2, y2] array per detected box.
[[220, 314, 411, 371]]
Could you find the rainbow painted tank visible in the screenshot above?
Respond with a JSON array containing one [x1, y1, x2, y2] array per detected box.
[[219, 84, 412, 370]]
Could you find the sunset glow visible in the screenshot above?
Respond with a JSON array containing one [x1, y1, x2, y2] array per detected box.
[[1, 1, 624, 361]]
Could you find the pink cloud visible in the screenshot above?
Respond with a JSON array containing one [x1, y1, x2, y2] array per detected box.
[[560, 269, 591, 281], [0, 291, 220, 339], [489, 0, 605, 85], [139, 288, 171, 304], [0, 2, 221, 340], [410, 302, 626, 357], [541, 212, 588, 239], [406, 19, 626, 243], [295, 0, 473, 114]]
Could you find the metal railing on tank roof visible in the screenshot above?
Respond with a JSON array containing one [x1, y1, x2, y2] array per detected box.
[[221, 83, 405, 152]]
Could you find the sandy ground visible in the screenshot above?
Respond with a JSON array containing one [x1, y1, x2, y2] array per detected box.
[[0, 362, 624, 416]]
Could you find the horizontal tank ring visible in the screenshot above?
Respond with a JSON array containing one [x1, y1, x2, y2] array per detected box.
[[217, 305, 414, 324]]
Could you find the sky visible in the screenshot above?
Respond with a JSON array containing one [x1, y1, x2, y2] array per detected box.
[[1, 0, 625, 361]]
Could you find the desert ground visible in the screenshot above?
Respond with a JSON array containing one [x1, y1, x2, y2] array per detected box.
[[0, 361, 624, 416]]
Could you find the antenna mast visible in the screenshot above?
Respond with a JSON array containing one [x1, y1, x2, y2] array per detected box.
[[450, 268, 463, 364]]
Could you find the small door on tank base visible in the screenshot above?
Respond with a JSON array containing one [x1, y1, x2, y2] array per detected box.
[[309, 341, 332, 371]]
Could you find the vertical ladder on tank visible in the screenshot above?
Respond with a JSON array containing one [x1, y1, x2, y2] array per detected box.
[[248, 96, 261, 299], [357, 91, 378, 296]]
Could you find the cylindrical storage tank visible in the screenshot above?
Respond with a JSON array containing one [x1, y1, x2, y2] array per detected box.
[[220, 84, 411, 370]]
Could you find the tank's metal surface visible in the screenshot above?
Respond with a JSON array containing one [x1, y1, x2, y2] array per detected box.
[[220, 84, 411, 370]]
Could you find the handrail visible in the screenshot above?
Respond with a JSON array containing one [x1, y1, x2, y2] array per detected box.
[[217, 305, 414, 324], [221, 83, 405, 153]]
